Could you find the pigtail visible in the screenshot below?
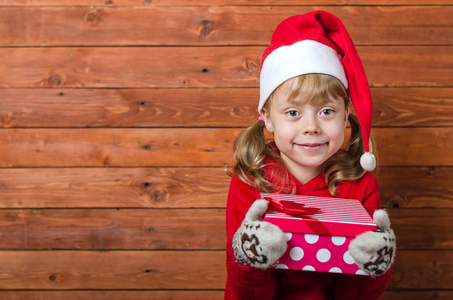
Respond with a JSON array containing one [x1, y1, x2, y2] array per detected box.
[[323, 113, 376, 195], [230, 120, 277, 192]]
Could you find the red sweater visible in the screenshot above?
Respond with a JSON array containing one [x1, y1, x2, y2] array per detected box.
[[225, 160, 391, 299]]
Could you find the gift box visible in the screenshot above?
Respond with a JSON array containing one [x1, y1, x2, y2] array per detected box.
[[262, 193, 377, 276]]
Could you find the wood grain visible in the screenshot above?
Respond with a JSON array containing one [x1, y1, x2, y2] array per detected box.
[[372, 127, 453, 167], [1, 6, 452, 46], [0, 208, 227, 250], [1, 46, 452, 88], [389, 209, 453, 250], [0, 128, 240, 167], [0, 88, 259, 128], [0, 47, 262, 88], [0, 290, 451, 300], [0, 291, 225, 300], [387, 250, 453, 290], [0, 208, 450, 250], [0, 250, 450, 290], [1, 167, 451, 209], [0, 168, 229, 208], [1, 87, 452, 128], [0, 1, 450, 6], [0, 250, 226, 290], [378, 167, 453, 209], [371, 88, 453, 127], [381, 291, 453, 300], [0, 128, 451, 167]]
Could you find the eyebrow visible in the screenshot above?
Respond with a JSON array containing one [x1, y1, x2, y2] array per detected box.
[[287, 96, 342, 107]]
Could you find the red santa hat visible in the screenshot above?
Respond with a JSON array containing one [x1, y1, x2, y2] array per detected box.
[[259, 10, 376, 171]]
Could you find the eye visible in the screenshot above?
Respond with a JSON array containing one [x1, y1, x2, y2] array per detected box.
[[320, 109, 334, 116], [287, 110, 300, 117]]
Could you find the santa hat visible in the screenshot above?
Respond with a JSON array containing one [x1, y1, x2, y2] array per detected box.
[[259, 10, 376, 171]]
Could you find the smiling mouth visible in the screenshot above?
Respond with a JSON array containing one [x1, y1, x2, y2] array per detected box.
[[296, 143, 327, 150]]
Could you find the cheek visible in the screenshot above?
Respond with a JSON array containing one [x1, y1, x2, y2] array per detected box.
[[326, 117, 347, 141], [331, 127, 346, 146], [274, 124, 298, 141]]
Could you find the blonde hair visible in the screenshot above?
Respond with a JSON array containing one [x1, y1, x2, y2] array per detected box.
[[230, 74, 376, 196]]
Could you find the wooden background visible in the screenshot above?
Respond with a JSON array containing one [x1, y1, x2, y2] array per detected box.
[[0, 1, 452, 299]]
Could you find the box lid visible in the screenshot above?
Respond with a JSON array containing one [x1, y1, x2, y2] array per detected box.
[[262, 193, 377, 237]]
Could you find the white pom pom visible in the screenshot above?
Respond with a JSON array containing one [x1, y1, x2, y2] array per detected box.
[[360, 152, 376, 171]]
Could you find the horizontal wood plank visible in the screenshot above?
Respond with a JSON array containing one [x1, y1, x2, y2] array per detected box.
[[0, 250, 450, 290], [0, 128, 240, 167], [359, 46, 453, 88], [0, 47, 262, 89], [389, 209, 453, 250], [387, 250, 453, 290], [0, 88, 260, 128], [0, 128, 451, 167], [1, 290, 452, 300], [0, 208, 450, 250], [2, 6, 452, 46], [372, 127, 453, 167], [372, 88, 453, 127], [0, 168, 229, 208], [0, 46, 452, 88], [0, 250, 227, 290], [1, 167, 451, 209], [1, 87, 452, 128], [0, 291, 224, 300], [0, 208, 227, 250], [378, 167, 453, 209], [381, 291, 453, 300], [0, 1, 450, 6]]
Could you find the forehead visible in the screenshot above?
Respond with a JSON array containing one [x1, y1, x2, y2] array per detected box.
[[263, 74, 349, 112], [272, 86, 343, 108]]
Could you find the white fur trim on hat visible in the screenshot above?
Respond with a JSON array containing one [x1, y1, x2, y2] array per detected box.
[[259, 40, 348, 112]]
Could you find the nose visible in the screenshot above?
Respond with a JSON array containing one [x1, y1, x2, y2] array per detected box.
[[301, 115, 320, 134]]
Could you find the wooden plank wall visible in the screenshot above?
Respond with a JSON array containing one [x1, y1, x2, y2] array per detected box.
[[0, 1, 452, 299]]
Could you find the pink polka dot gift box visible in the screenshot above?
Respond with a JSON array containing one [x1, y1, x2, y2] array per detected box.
[[262, 193, 377, 276]]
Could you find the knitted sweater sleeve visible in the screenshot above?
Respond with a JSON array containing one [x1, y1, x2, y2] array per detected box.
[[358, 172, 382, 217], [224, 175, 278, 300], [333, 172, 392, 299]]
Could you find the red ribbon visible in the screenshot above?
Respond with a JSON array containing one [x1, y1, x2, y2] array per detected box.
[[264, 197, 321, 217]]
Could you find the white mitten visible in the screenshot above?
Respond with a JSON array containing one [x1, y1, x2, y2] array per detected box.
[[232, 199, 288, 270], [349, 209, 396, 276]]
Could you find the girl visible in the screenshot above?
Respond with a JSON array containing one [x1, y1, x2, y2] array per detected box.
[[225, 11, 395, 299]]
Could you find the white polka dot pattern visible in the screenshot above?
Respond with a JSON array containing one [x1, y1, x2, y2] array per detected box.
[[302, 265, 315, 271], [331, 236, 346, 246], [304, 234, 319, 244], [290, 247, 304, 261], [285, 232, 292, 241], [329, 267, 342, 273], [356, 269, 369, 276], [274, 232, 369, 276], [275, 264, 289, 269], [316, 248, 331, 263], [343, 251, 355, 264]]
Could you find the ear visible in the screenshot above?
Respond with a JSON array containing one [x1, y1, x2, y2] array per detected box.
[[344, 109, 349, 128], [261, 109, 274, 133]]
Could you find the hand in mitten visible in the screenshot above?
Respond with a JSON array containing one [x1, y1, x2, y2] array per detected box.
[[232, 199, 287, 270], [349, 209, 396, 276]]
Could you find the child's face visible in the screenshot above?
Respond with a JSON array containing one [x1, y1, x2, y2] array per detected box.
[[263, 88, 348, 183]]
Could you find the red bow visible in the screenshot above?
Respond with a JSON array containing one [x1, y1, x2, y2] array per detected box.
[[264, 197, 321, 217]]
